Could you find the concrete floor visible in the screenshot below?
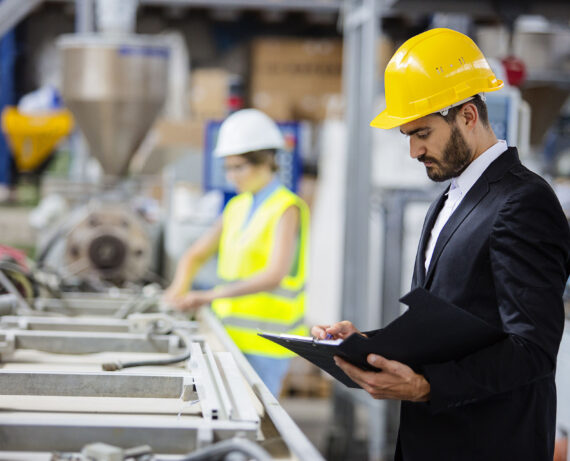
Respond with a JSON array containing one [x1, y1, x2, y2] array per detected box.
[[280, 395, 379, 461], [280, 396, 333, 456]]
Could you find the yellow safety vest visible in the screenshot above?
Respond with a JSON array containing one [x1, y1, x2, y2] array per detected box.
[[212, 185, 309, 357]]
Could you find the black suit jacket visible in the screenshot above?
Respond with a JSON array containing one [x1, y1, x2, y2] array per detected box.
[[380, 148, 569, 461]]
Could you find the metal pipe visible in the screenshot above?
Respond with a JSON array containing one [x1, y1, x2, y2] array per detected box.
[[0, 294, 18, 315], [75, 0, 95, 33]]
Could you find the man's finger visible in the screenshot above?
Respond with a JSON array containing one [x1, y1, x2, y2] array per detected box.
[[333, 356, 369, 387], [367, 354, 387, 369], [368, 354, 407, 376], [311, 326, 327, 339]]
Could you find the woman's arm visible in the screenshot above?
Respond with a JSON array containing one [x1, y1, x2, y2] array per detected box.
[[173, 205, 301, 310], [163, 217, 223, 302]]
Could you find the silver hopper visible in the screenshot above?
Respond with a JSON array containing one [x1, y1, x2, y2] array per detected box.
[[58, 35, 169, 177]]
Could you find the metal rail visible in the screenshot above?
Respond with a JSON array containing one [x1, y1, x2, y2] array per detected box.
[[0, 370, 194, 399], [0, 330, 188, 355], [201, 307, 326, 461], [0, 413, 258, 453], [47, 0, 343, 12]]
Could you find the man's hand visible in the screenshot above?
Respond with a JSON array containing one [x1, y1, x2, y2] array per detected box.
[[171, 290, 215, 311], [311, 321, 364, 340], [334, 354, 430, 402]]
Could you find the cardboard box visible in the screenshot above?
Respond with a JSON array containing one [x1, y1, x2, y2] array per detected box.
[[154, 118, 206, 150], [189, 68, 231, 120], [250, 38, 343, 121], [130, 117, 206, 175], [251, 91, 294, 120]]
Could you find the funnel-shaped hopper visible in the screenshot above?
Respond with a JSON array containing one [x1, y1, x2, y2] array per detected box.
[[58, 35, 169, 177]]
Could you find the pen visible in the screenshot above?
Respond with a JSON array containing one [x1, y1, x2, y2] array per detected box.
[[325, 334, 333, 339]]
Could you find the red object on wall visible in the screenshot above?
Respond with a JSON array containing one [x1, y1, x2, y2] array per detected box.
[[502, 55, 527, 87]]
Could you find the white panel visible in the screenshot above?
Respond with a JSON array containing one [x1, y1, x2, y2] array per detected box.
[[556, 322, 570, 431]]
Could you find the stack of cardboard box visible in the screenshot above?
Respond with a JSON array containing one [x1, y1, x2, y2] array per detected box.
[[153, 68, 233, 153], [250, 38, 343, 122], [138, 35, 397, 175]]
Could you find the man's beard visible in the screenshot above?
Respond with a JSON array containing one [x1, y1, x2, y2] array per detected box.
[[421, 125, 472, 182]]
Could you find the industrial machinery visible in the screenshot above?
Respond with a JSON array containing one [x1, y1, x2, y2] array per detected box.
[[35, 32, 169, 288], [0, 2, 325, 458], [0, 291, 324, 460]]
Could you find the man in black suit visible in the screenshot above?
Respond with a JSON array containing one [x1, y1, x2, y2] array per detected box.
[[312, 28, 570, 460]]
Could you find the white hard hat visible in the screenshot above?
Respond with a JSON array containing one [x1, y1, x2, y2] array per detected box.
[[214, 108, 285, 157]]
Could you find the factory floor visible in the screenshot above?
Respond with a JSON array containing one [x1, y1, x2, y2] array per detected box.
[[280, 396, 333, 455], [280, 394, 376, 461]]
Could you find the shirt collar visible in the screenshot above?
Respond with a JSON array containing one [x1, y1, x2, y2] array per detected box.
[[251, 176, 281, 206], [452, 140, 508, 196]]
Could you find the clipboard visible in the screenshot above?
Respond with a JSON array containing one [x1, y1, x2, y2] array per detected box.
[[259, 287, 506, 388]]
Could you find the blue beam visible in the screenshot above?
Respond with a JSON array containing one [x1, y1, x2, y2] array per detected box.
[[0, 27, 16, 185]]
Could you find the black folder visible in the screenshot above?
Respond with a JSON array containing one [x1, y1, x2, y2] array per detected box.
[[259, 287, 506, 388]]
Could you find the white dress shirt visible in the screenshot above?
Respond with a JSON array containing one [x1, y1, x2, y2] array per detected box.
[[424, 140, 508, 272]]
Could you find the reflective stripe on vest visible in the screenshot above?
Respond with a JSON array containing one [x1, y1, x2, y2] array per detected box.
[[220, 316, 305, 333], [215, 276, 305, 300]]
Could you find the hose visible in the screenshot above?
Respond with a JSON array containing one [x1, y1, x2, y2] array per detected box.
[[0, 268, 34, 314], [102, 329, 192, 371]]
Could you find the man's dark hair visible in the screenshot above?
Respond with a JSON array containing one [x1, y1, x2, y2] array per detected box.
[[439, 94, 490, 128], [241, 149, 278, 172]]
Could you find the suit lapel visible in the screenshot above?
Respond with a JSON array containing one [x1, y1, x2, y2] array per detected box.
[[414, 146, 520, 288], [413, 190, 448, 287], [424, 176, 490, 287]]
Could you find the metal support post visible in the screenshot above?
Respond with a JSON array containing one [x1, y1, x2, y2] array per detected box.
[[331, 0, 379, 459], [340, 0, 376, 329], [75, 0, 95, 33]]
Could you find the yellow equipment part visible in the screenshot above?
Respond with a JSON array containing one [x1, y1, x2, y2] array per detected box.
[[1, 106, 74, 173]]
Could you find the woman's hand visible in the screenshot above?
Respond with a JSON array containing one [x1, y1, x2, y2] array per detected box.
[[311, 320, 365, 340], [162, 282, 186, 304], [171, 290, 215, 311]]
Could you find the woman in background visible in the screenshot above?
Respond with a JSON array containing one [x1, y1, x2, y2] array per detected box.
[[164, 109, 309, 397]]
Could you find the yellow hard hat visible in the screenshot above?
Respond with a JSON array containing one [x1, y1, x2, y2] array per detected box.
[[370, 28, 503, 129]]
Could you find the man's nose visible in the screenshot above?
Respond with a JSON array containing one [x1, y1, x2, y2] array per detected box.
[[409, 137, 426, 159]]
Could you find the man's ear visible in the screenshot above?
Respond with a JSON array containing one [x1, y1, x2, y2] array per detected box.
[[459, 103, 478, 129]]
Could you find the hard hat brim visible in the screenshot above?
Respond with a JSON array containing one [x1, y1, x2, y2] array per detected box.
[[369, 110, 412, 130], [370, 82, 504, 130], [213, 140, 285, 157]]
